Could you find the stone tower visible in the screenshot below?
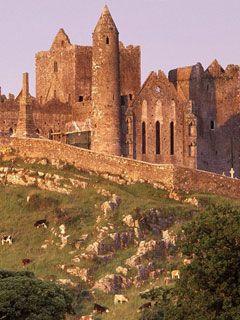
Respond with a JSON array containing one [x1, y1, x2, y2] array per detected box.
[[13, 73, 38, 138], [91, 5, 121, 155]]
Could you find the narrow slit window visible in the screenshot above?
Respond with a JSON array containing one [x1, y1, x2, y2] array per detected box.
[[54, 61, 58, 73], [188, 145, 192, 157], [142, 122, 146, 154], [170, 121, 174, 155], [210, 120, 215, 130], [49, 130, 53, 140], [156, 121, 160, 154], [106, 37, 109, 44], [121, 96, 125, 105]]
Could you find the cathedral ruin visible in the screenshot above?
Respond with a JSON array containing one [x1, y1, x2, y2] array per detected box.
[[0, 5, 239, 177]]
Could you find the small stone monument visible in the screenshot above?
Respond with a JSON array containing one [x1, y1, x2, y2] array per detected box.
[[12, 73, 38, 138]]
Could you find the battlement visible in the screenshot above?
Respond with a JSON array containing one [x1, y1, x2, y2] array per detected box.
[[119, 41, 140, 51], [169, 61, 240, 83]]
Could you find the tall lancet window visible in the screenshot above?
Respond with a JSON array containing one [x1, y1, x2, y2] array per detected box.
[[156, 121, 160, 154], [170, 121, 174, 155], [142, 122, 146, 154], [54, 61, 58, 73]]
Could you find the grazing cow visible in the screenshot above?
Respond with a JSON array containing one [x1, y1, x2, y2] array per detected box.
[[183, 258, 192, 265], [80, 316, 93, 320], [137, 302, 152, 313], [1, 235, 13, 245], [93, 303, 109, 314], [34, 219, 48, 229], [114, 294, 129, 304], [171, 270, 180, 280], [22, 258, 31, 267]]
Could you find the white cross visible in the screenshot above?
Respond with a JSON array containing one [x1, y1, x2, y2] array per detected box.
[[230, 167, 235, 178]]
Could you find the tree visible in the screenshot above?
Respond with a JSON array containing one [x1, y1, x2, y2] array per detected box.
[[0, 270, 74, 320], [139, 204, 240, 320]]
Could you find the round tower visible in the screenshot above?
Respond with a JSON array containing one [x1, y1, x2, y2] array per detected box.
[[91, 5, 121, 155]]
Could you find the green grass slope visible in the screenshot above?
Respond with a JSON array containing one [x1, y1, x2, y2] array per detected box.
[[0, 159, 239, 319]]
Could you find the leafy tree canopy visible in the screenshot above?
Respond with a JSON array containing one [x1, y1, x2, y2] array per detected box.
[[139, 204, 240, 320], [0, 270, 74, 320]]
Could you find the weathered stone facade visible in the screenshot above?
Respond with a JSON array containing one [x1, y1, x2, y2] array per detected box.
[[169, 61, 240, 176], [0, 5, 239, 177]]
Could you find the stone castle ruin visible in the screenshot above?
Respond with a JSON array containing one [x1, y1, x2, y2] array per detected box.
[[0, 5, 240, 177]]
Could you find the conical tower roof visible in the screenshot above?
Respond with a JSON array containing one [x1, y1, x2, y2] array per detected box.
[[94, 5, 118, 33]]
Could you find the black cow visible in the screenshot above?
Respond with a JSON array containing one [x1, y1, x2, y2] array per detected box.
[[34, 219, 48, 229], [93, 303, 109, 314]]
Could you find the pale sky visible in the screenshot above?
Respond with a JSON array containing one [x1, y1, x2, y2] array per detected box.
[[0, 0, 239, 95]]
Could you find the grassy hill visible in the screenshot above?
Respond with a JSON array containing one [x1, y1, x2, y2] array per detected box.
[[0, 157, 239, 319]]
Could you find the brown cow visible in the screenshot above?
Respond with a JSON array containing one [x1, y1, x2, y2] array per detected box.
[[171, 270, 180, 280], [22, 258, 32, 267]]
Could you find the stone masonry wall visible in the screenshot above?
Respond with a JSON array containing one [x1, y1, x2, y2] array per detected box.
[[120, 44, 141, 100], [132, 71, 197, 169], [0, 137, 174, 189], [0, 138, 240, 199], [169, 61, 240, 177]]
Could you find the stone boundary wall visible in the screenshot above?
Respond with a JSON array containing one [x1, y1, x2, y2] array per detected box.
[[174, 166, 240, 198], [0, 137, 239, 198], [0, 138, 174, 190]]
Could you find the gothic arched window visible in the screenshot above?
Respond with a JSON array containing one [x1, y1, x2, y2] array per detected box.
[[156, 121, 160, 155], [142, 122, 146, 154], [170, 121, 174, 155]]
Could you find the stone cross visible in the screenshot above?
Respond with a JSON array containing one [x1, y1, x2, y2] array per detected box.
[[230, 167, 235, 178]]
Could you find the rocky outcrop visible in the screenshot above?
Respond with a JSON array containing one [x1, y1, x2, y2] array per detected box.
[[100, 194, 121, 215], [126, 240, 165, 268], [138, 208, 175, 234], [0, 166, 88, 194], [66, 266, 91, 282], [183, 197, 199, 207], [86, 231, 134, 256], [93, 274, 131, 293]]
